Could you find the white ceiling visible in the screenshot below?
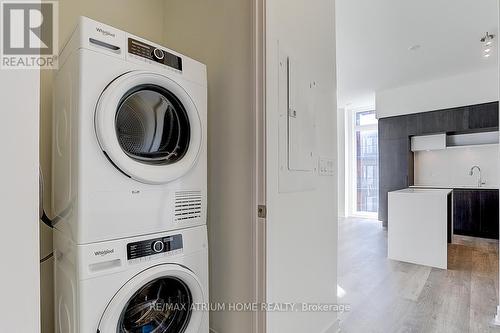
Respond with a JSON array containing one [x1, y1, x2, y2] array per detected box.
[[336, 0, 499, 109]]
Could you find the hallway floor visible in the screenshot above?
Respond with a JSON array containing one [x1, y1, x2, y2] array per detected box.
[[338, 217, 500, 333]]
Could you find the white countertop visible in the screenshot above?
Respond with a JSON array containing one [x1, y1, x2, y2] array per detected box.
[[410, 185, 499, 190], [391, 188, 452, 195]]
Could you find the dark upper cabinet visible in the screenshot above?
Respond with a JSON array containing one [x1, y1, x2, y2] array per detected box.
[[453, 190, 481, 236], [417, 110, 448, 135], [378, 118, 390, 140], [469, 102, 499, 130], [378, 101, 499, 225], [479, 190, 499, 239], [406, 114, 420, 136], [445, 107, 469, 133], [379, 116, 407, 140], [400, 107, 470, 136]]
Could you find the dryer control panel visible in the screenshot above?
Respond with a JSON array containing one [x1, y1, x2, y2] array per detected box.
[[127, 234, 183, 260], [128, 38, 183, 71]]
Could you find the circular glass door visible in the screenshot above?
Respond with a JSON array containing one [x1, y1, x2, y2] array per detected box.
[[115, 85, 190, 166], [118, 277, 192, 333], [95, 71, 203, 185], [97, 265, 206, 333]]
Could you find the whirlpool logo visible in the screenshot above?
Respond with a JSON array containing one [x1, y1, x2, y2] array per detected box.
[[96, 27, 115, 38], [94, 249, 115, 257]]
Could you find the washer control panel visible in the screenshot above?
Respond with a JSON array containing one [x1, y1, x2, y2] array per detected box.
[[127, 234, 183, 260], [128, 38, 183, 71]]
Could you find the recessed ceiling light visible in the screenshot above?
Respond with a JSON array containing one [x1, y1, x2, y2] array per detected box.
[[408, 44, 421, 51]]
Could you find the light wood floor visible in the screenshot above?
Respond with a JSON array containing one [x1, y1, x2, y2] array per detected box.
[[338, 217, 500, 333]]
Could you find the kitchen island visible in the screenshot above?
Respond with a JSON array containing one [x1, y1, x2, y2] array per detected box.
[[388, 188, 453, 269], [411, 185, 499, 239]]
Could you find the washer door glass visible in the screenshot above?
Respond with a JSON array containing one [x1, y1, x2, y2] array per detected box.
[[117, 277, 192, 333], [115, 85, 191, 165]]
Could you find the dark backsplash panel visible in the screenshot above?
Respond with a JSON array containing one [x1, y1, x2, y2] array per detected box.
[[378, 101, 499, 226]]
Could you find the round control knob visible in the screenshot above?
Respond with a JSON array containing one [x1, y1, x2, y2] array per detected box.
[[153, 48, 164, 60], [152, 241, 164, 253]]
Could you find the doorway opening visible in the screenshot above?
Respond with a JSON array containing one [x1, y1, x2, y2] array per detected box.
[[351, 109, 379, 218]]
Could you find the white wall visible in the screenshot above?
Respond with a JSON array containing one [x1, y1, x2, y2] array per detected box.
[[39, 2, 166, 332], [0, 69, 40, 331], [376, 68, 499, 118], [266, 0, 338, 332], [414, 145, 499, 188], [162, 1, 254, 332]]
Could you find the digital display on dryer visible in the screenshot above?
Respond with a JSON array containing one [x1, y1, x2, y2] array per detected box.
[[128, 38, 183, 71], [127, 234, 183, 260]]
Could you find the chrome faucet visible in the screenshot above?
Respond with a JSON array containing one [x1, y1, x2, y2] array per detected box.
[[469, 165, 486, 187]]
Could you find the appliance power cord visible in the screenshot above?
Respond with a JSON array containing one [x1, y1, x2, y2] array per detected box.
[[39, 167, 55, 263]]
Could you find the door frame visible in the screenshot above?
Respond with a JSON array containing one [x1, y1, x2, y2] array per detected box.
[[496, 0, 500, 325], [252, 0, 266, 332]]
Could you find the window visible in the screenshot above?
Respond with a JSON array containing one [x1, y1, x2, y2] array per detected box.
[[352, 110, 379, 216]]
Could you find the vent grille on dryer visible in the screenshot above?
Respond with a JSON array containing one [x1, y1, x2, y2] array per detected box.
[[174, 191, 202, 222]]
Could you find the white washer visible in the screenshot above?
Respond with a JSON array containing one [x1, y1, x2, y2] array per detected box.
[[54, 225, 209, 333], [52, 17, 207, 244]]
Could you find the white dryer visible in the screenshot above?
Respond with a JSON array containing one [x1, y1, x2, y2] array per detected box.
[[52, 17, 207, 244], [54, 225, 209, 333]]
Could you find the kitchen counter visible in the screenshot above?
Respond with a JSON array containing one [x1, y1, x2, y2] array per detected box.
[[410, 185, 499, 190], [409, 186, 499, 240], [395, 188, 454, 194], [388, 188, 452, 269]]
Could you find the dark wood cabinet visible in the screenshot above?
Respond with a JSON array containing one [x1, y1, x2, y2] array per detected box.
[[379, 116, 408, 140], [479, 190, 499, 239], [453, 190, 480, 236], [453, 189, 499, 239], [445, 107, 469, 133], [469, 103, 499, 130], [378, 101, 499, 225], [378, 135, 412, 225], [417, 110, 448, 135]]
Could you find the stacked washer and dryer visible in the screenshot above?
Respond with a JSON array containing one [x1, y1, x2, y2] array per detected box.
[[52, 17, 208, 333]]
